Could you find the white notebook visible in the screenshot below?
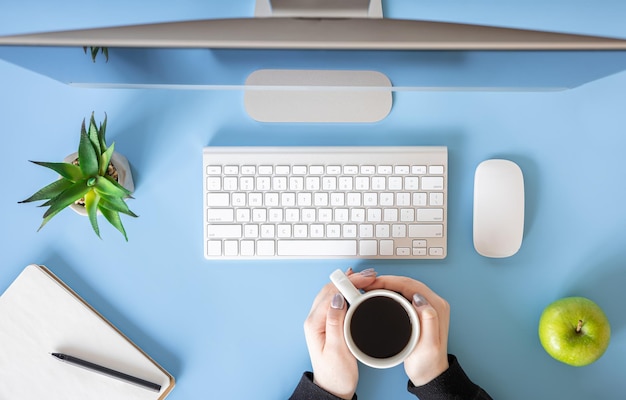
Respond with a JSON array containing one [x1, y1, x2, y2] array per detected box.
[[0, 264, 175, 399]]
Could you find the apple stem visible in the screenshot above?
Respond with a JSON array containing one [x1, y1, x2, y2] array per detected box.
[[576, 319, 584, 333]]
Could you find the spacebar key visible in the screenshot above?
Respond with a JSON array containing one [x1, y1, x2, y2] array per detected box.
[[278, 240, 357, 256]]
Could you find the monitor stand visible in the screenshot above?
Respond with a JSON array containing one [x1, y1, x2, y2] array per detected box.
[[244, 0, 392, 123]]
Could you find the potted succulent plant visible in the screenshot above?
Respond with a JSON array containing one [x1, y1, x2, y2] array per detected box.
[[84, 46, 109, 62], [19, 113, 137, 240]]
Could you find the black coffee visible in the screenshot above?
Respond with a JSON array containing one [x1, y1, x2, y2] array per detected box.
[[350, 296, 412, 359]]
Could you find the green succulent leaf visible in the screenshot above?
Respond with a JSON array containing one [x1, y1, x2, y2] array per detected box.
[[100, 207, 128, 241], [78, 126, 99, 176], [30, 161, 83, 182], [99, 195, 138, 218], [84, 190, 101, 238], [38, 180, 91, 231], [95, 175, 132, 198], [87, 113, 102, 155], [19, 178, 74, 203], [99, 143, 115, 176], [98, 113, 108, 151]]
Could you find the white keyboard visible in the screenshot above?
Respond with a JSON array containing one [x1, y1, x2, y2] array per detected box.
[[203, 146, 447, 259]]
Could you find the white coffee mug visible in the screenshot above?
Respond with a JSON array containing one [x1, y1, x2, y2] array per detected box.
[[330, 269, 420, 369]]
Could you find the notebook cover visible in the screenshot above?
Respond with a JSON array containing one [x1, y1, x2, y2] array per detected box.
[[0, 264, 175, 399]]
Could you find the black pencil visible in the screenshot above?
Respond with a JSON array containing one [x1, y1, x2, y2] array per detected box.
[[51, 352, 161, 392]]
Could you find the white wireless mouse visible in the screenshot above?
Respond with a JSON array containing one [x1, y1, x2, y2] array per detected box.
[[473, 159, 525, 258]]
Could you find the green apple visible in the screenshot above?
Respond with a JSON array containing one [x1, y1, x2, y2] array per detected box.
[[538, 296, 610, 366]]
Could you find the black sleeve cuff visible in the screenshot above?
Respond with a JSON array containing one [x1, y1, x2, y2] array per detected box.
[[407, 355, 492, 400], [289, 372, 357, 400]]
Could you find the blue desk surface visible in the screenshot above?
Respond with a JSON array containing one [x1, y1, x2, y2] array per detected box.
[[1, 1, 626, 399]]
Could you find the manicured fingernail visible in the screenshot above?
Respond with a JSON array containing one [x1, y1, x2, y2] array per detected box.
[[359, 268, 376, 277], [331, 293, 345, 309], [345, 267, 353, 275], [413, 293, 429, 308]]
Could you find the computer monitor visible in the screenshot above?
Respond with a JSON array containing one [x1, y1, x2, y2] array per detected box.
[[1, 0, 625, 121]]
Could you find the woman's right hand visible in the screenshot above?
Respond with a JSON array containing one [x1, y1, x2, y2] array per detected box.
[[364, 275, 451, 387]]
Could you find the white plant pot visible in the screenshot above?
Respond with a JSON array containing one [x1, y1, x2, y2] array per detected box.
[[63, 152, 134, 216]]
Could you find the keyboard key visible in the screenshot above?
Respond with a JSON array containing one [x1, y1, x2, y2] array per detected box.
[[412, 165, 427, 174], [292, 166, 307, 175], [206, 240, 221, 256], [310, 166, 324, 175], [244, 225, 259, 238], [236, 209, 250, 222], [372, 177, 385, 190], [388, 177, 402, 190], [252, 209, 267, 222], [223, 177, 238, 191], [224, 166, 239, 175], [224, 240, 238, 256], [293, 224, 308, 237], [258, 165, 273, 175], [359, 240, 377, 255], [343, 224, 357, 238], [359, 224, 374, 238], [257, 240, 275, 256], [367, 209, 382, 222], [249, 193, 263, 206], [397, 193, 410, 206], [376, 224, 390, 238], [277, 224, 292, 238], [394, 166, 410, 174], [355, 177, 369, 190], [344, 165, 359, 174], [413, 239, 427, 247], [260, 225, 275, 238], [240, 240, 255, 256], [417, 209, 444, 222], [409, 224, 443, 238], [206, 165, 222, 175], [206, 177, 221, 191], [383, 209, 398, 222], [413, 247, 427, 256], [282, 192, 296, 206], [397, 247, 411, 256], [429, 247, 445, 256], [413, 193, 427, 206], [429, 165, 445, 174], [360, 165, 375, 174], [207, 209, 234, 222], [405, 177, 419, 190], [392, 224, 406, 237], [400, 209, 415, 221], [327, 225, 341, 238], [207, 193, 229, 206], [422, 176, 444, 190], [380, 240, 394, 255], [330, 193, 345, 206], [326, 165, 341, 174], [335, 208, 349, 222], [207, 225, 242, 238], [310, 224, 324, 238], [241, 165, 256, 175], [278, 240, 357, 256], [430, 192, 444, 206]]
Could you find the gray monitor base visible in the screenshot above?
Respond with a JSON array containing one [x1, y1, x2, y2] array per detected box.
[[244, 69, 392, 123]]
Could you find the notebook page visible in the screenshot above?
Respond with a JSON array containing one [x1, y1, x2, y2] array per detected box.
[[0, 264, 173, 400]]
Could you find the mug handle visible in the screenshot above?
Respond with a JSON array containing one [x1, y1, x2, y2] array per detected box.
[[330, 269, 362, 304]]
